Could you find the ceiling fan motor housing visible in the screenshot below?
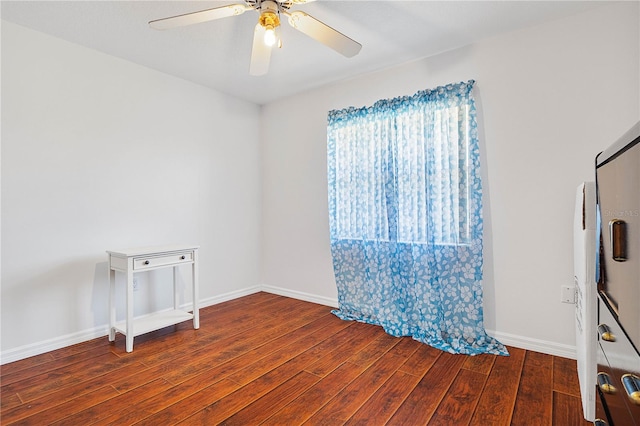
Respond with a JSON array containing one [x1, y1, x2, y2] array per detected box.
[[259, 1, 281, 30]]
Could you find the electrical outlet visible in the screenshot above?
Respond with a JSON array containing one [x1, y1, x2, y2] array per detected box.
[[561, 285, 575, 304], [133, 277, 140, 292]]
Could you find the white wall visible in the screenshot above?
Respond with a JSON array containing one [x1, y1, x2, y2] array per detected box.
[[261, 2, 640, 357], [1, 21, 262, 361]]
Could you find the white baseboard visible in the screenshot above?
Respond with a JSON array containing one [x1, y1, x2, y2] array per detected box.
[[260, 284, 339, 308], [488, 329, 577, 359], [1, 285, 576, 364], [197, 285, 262, 309], [0, 325, 110, 366]]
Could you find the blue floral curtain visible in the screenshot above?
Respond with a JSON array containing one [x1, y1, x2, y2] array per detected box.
[[327, 80, 507, 355]]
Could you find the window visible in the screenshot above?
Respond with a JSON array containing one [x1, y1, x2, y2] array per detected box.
[[329, 85, 475, 246]]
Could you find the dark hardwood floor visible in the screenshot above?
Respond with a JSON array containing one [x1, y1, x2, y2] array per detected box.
[[1, 292, 590, 425]]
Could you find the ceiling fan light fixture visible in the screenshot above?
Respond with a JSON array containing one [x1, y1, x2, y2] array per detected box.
[[259, 9, 280, 46], [264, 27, 277, 46]]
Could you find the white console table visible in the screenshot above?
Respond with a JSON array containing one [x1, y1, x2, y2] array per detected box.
[[107, 244, 199, 352]]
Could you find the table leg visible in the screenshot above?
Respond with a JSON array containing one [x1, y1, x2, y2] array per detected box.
[[108, 261, 116, 342], [125, 260, 134, 352], [173, 267, 179, 311], [192, 250, 199, 329]]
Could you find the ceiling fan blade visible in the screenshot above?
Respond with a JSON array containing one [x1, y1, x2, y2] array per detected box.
[[250, 24, 272, 76], [149, 4, 251, 30], [285, 11, 361, 58]]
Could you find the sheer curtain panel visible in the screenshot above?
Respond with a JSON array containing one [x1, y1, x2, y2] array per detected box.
[[327, 80, 507, 355]]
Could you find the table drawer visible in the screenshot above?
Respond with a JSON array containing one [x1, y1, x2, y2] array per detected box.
[[133, 251, 193, 270]]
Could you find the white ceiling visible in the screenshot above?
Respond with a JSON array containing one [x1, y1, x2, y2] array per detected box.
[[2, 0, 612, 105]]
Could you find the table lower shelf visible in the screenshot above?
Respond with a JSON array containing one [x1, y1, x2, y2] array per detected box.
[[113, 309, 194, 338]]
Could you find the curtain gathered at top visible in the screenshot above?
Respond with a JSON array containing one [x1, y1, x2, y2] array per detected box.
[[327, 80, 507, 355]]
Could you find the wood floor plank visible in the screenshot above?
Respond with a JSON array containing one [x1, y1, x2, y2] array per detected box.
[[262, 362, 367, 425], [131, 379, 241, 426], [553, 391, 592, 425], [6, 353, 139, 403], [553, 356, 581, 397], [158, 311, 339, 387], [386, 351, 466, 425], [345, 369, 422, 425], [1, 345, 119, 387], [50, 335, 117, 360], [224, 313, 346, 385], [7, 385, 120, 425], [346, 332, 401, 368], [0, 361, 147, 424], [304, 323, 383, 377], [156, 329, 289, 384], [158, 318, 346, 394], [0, 352, 55, 377], [110, 363, 177, 393], [239, 324, 351, 385], [99, 375, 239, 425], [177, 349, 329, 424], [0, 391, 22, 411], [428, 368, 487, 425], [50, 378, 173, 426], [219, 371, 320, 425], [397, 340, 442, 377], [469, 346, 526, 426], [304, 351, 409, 424], [462, 352, 496, 375], [511, 350, 553, 426], [386, 337, 422, 362]]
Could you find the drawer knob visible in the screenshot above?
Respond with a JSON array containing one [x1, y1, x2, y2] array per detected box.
[[598, 372, 617, 394], [622, 374, 640, 405], [598, 324, 616, 342], [144, 260, 150, 265], [181, 255, 186, 260], [594, 419, 608, 426]]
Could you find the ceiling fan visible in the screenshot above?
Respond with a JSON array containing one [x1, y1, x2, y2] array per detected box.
[[149, 0, 362, 76]]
